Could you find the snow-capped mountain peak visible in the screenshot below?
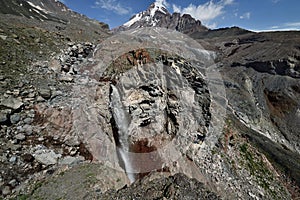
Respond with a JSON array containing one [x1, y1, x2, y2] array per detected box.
[[150, 1, 168, 17], [123, 1, 169, 28], [115, 1, 208, 35]]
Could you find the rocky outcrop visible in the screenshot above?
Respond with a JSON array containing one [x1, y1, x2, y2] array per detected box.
[[100, 173, 220, 200], [204, 29, 300, 190]]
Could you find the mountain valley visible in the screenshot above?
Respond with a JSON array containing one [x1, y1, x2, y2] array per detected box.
[[0, 0, 300, 199]]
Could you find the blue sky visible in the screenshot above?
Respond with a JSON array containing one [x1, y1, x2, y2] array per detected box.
[[60, 0, 300, 31]]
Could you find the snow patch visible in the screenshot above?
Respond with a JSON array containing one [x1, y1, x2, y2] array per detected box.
[[27, 1, 50, 14], [151, 1, 167, 17], [32, 8, 48, 19], [124, 13, 142, 27], [121, 1, 169, 28]]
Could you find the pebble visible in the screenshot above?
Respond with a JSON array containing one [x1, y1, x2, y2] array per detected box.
[[0, 35, 7, 40], [0, 111, 9, 124], [39, 88, 52, 99], [9, 156, 17, 163], [23, 125, 33, 136], [15, 133, 26, 141], [23, 118, 33, 125], [8, 179, 17, 187], [36, 96, 45, 102]]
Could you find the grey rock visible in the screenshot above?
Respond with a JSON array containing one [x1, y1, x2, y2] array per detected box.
[[23, 118, 33, 125], [15, 133, 26, 141], [9, 156, 17, 163], [59, 156, 83, 166], [39, 88, 52, 99], [34, 149, 61, 165], [0, 97, 23, 111], [36, 96, 46, 102], [28, 92, 35, 98], [8, 179, 17, 187], [0, 34, 7, 40], [2, 186, 11, 196], [0, 111, 9, 124], [10, 113, 21, 124], [12, 33, 18, 39], [59, 74, 74, 82]]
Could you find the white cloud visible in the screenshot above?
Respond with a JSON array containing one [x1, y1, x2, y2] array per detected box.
[[172, 4, 181, 13], [93, 0, 131, 15], [172, 0, 234, 28], [253, 22, 300, 32], [284, 22, 300, 27], [240, 12, 251, 19], [271, 0, 280, 3], [155, 0, 169, 8]]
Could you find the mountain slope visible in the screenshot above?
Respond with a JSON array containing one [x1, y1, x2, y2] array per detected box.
[[1, 1, 300, 199], [0, 0, 110, 41]]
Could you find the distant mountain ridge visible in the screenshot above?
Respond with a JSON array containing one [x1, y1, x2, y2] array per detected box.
[[114, 1, 208, 34], [0, 0, 110, 42]]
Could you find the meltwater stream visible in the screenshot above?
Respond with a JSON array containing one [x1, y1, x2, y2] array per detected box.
[[110, 85, 136, 183]]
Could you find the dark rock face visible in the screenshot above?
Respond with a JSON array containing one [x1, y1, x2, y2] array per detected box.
[[114, 3, 207, 34], [100, 173, 220, 200]]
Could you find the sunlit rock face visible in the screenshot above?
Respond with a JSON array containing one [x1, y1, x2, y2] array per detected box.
[[108, 58, 211, 177], [77, 27, 226, 182]]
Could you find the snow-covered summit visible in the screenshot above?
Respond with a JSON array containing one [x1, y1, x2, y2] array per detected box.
[[115, 1, 207, 35], [149, 1, 168, 17], [123, 1, 170, 28]]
